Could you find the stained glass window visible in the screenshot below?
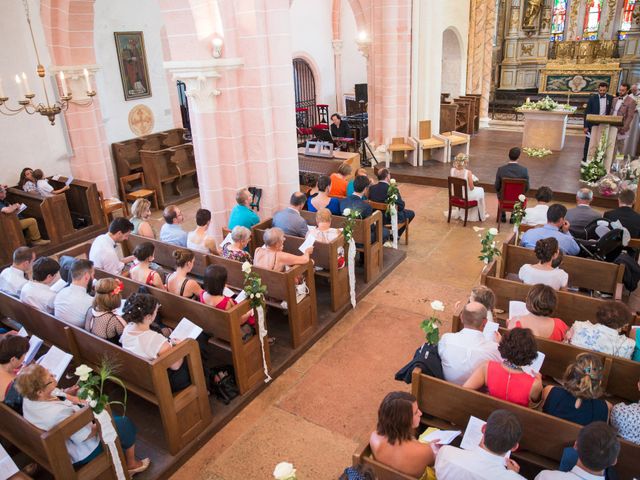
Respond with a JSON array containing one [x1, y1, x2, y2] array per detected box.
[[583, 0, 603, 40], [550, 0, 568, 41], [620, 0, 637, 37]]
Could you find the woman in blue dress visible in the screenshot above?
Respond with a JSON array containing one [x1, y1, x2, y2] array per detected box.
[[307, 175, 341, 215]]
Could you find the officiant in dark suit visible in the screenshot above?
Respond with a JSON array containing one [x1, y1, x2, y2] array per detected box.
[[583, 82, 613, 162]]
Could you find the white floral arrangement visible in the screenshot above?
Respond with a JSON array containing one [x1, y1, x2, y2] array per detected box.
[[517, 96, 576, 113], [523, 147, 552, 158], [273, 462, 297, 480], [478, 228, 501, 265]]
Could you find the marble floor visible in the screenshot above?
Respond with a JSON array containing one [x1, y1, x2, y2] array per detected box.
[[160, 182, 625, 479]]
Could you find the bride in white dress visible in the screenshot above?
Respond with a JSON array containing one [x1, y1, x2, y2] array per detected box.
[[448, 153, 488, 221]]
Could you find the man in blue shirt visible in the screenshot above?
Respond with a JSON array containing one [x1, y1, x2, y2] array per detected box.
[[521, 204, 580, 255], [228, 188, 260, 229], [159, 205, 187, 247]]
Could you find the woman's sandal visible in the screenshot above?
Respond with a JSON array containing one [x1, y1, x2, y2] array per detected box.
[[128, 458, 151, 476]]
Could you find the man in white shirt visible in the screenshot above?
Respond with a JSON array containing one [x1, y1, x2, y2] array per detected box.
[[89, 217, 135, 276], [535, 422, 619, 480], [19, 257, 59, 314], [54, 259, 95, 327], [438, 302, 500, 385], [523, 186, 553, 226], [0, 247, 34, 297], [435, 410, 525, 479]]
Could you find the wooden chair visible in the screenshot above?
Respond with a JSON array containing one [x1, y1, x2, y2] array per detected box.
[[440, 131, 470, 161], [98, 190, 125, 226], [447, 176, 480, 227], [387, 137, 416, 166], [416, 120, 448, 165], [118, 172, 159, 216], [496, 178, 528, 231], [368, 200, 410, 245]]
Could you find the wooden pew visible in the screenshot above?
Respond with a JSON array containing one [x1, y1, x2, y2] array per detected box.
[[121, 234, 318, 349], [48, 176, 105, 230], [0, 292, 211, 455], [452, 98, 472, 134], [439, 103, 458, 134], [252, 218, 349, 312], [92, 269, 270, 394], [112, 137, 143, 181], [161, 127, 187, 147], [352, 440, 415, 480], [300, 210, 384, 283], [460, 95, 480, 133], [411, 371, 639, 479], [0, 403, 129, 480], [499, 242, 624, 299], [0, 211, 27, 265]]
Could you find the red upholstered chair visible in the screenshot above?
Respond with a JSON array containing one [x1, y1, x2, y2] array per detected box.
[[447, 176, 480, 227], [313, 104, 330, 130], [496, 178, 528, 231]]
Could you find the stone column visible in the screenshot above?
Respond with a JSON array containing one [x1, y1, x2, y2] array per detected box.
[[332, 40, 344, 113], [467, 0, 497, 119]]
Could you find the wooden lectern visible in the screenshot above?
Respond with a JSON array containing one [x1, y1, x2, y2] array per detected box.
[[586, 114, 624, 172]]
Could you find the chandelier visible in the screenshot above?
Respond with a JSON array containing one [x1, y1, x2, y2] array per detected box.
[[0, 0, 96, 126]]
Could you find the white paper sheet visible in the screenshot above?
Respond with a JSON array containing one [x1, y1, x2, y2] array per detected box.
[[508, 300, 529, 319], [235, 290, 248, 303], [482, 321, 500, 341], [17, 203, 27, 214], [17, 327, 28, 337], [114, 299, 127, 316], [223, 286, 235, 297], [37, 346, 73, 381], [52, 175, 61, 181], [24, 335, 43, 365], [220, 232, 233, 248], [420, 429, 461, 445], [529, 351, 545, 374], [169, 317, 203, 341], [0, 443, 19, 479], [298, 234, 316, 253], [65, 176, 74, 186], [460, 416, 486, 451]]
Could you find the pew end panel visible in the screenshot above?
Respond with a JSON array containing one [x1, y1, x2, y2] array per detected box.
[[352, 438, 416, 480], [0, 212, 27, 265], [7, 188, 75, 243]]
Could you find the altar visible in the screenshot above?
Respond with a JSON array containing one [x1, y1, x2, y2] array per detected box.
[[520, 109, 571, 151]]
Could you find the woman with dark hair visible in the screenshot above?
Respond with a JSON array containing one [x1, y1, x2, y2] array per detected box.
[[307, 175, 341, 214], [187, 208, 218, 254], [0, 335, 30, 413], [18, 167, 37, 193], [540, 353, 611, 425], [464, 328, 543, 407], [507, 284, 568, 341], [129, 242, 164, 289], [518, 237, 568, 290], [369, 391, 435, 477], [165, 249, 202, 300], [523, 185, 553, 226]]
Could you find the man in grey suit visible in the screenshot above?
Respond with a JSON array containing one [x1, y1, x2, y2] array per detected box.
[[565, 188, 601, 237], [272, 192, 309, 238], [494, 147, 529, 222]]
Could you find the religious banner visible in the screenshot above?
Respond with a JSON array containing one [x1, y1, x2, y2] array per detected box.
[[114, 32, 152, 101], [539, 64, 621, 94]]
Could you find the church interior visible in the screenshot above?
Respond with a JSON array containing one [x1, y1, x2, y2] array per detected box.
[[0, 0, 640, 479]]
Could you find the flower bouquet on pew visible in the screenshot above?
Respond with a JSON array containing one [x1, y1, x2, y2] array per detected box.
[[478, 228, 500, 265], [342, 208, 360, 308], [511, 195, 526, 244], [75, 362, 127, 414], [242, 261, 272, 382], [386, 179, 400, 248], [420, 301, 444, 345]]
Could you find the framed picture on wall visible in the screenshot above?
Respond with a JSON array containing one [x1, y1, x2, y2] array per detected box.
[[114, 31, 152, 101]]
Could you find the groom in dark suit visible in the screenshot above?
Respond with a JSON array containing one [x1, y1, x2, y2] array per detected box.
[[583, 82, 613, 162]]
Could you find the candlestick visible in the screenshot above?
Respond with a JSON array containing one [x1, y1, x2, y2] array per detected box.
[[21, 72, 32, 96], [59, 71, 68, 97], [0, 77, 5, 98], [83, 68, 91, 92]]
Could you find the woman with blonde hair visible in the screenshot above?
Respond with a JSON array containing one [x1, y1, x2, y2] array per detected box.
[[129, 198, 155, 238], [165, 249, 202, 300], [448, 153, 487, 221], [541, 353, 611, 425], [254, 227, 313, 272], [84, 277, 127, 343], [221, 226, 252, 263]]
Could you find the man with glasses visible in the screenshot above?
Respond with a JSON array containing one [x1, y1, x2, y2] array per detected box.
[[159, 205, 188, 247]]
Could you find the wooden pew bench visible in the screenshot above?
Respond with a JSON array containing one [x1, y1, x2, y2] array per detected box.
[[48, 176, 105, 230], [0, 403, 129, 480], [500, 242, 624, 299], [0, 292, 211, 456], [352, 440, 415, 480], [252, 218, 350, 312], [139, 144, 197, 208], [0, 211, 27, 265]]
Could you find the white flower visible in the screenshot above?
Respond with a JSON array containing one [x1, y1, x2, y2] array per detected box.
[[491, 241, 496, 248], [343, 208, 351, 216], [390, 178, 397, 184], [518, 194, 526, 202], [250, 293, 255, 299], [89, 400, 97, 408], [273, 462, 296, 479], [472, 226, 485, 233], [430, 300, 445, 312], [255, 293, 262, 299], [74, 365, 93, 382], [483, 258, 489, 264], [241, 261, 252, 274], [488, 228, 498, 236]]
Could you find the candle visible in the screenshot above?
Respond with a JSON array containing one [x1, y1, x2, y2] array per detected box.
[[83, 68, 91, 92], [526, 97, 530, 103], [15, 74, 24, 96], [21, 72, 32, 96], [0, 76, 5, 98], [59, 71, 68, 96]]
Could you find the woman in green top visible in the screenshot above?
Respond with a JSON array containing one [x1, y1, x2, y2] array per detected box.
[[130, 198, 156, 238]]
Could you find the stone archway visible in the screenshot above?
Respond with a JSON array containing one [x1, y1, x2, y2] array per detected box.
[[441, 27, 464, 98]]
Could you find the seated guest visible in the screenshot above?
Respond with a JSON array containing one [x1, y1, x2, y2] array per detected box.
[[0, 185, 50, 245], [470, 285, 496, 323], [50, 255, 74, 293], [165, 249, 203, 300], [518, 238, 568, 290], [540, 353, 611, 426], [521, 204, 580, 255], [495, 147, 529, 222], [32, 169, 70, 197], [307, 175, 341, 215], [308, 208, 341, 243], [604, 188, 640, 237], [228, 188, 260, 229], [89, 217, 135, 276], [534, 422, 620, 479], [0, 247, 34, 297], [254, 227, 313, 272], [611, 378, 640, 445], [120, 293, 191, 393], [464, 328, 543, 407], [565, 188, 601, 234], [221, 226, 252, 263], [330, 113, 351, 138], [129, 198, 155, 238], [523, 186, 553, 226], [369, 391, 435, 477], [340, 175, 391, 243], [19, 257, 59, 314], [129, 242, 164, 289], [54, 259, 94, 328], [187, 208, 218, 254], [159, 205, 187, 247], [346, 168, 368, 197], [305, 177, 319, 199], [329, 162, 352, 197], [448, 154, 488, 222], [18, 167, 37, 193], [566, 301, 635, 359], [0, 335, 29, 413], [438, 302, 500, 385], [272, 192, 309, 238], [15, 364, 149, 474], [84, 277, 127, 344], [435, 410, 525, 479], [369, 168, 416, 236], [507, 284, 568, 340]]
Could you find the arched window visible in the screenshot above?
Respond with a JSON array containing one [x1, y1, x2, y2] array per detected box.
[[583, 0, 603, 40], [620, 0, 637, 38], [550, 0, 568, 41], [292, 58, 317, 126]]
